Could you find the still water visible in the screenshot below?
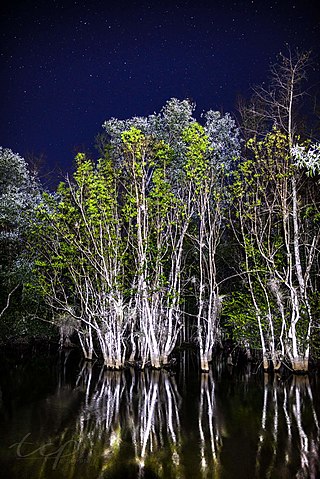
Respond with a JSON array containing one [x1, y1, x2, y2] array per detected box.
[[0, 348, 319, 479]]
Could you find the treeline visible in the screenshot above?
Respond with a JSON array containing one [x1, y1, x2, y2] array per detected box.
[[1, 51, 320, 372]]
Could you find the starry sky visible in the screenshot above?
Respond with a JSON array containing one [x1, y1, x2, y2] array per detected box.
[[1, 0, 319, 181]]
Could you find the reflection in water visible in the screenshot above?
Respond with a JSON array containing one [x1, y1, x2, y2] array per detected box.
[[291, 376, 320, 478], [129, 370, 182, 478], [69, 364, 126, 476], [35, 362, 184, 478], [0, 352, 320, 478], [198, 372, 221, 478], [255, 373, 320, 479]]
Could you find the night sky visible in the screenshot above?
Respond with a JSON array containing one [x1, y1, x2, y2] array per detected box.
[[1, 0, 319, 180]]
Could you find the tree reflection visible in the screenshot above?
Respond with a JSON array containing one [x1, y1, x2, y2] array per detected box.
[[33, 362, 184, 478], [198, 371, 222, 478], [255, 373, 320, 479], [54, 364, 126, 477], [129, 369, 182, 478], [291, 375, 320, 478], [4, 354, 320, 479]]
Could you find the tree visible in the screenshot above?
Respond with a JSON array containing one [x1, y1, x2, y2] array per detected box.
[[231, 51, 320, 372], [103, 102, 240, 370], [32, 98, 240, 370], [118, 127, 180, 368], [0, 147, 40, 329], [182, 123, 223, 371], [33, 151, 130, 367]]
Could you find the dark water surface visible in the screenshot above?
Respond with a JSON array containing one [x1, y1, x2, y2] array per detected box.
[[0, 348, 319, 479]]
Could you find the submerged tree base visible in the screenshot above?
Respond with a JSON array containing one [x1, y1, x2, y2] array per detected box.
[[103, 359, 125, 370], [150, 357, 162, 369], [291, 358, 309, 374], [200, 357, 210, 373], [263, 357, 270, 372]]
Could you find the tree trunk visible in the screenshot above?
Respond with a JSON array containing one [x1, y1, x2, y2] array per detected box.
[[161, 354, 169, 366], [150, 355, 161, 369], [263, 356, 270, 372], [291, 357, 309, 373], [272, 354, 281, 371], [200, 355, 210, 372]]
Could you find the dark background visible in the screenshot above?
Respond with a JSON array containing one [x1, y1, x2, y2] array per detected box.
[[1, 0, 319, 182]]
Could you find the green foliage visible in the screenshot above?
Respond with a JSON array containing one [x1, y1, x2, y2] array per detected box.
[[0, 148, 43, 336], [10, 97, 320, 364], [182, 122, 210, 191], [222, 293, 261, 348]]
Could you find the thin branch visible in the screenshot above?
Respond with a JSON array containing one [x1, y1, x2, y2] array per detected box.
[[0, 283, 20, 319]]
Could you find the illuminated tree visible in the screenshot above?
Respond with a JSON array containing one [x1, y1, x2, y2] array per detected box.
[[0, 147, 40, 322], [230, 51, 320, 372]]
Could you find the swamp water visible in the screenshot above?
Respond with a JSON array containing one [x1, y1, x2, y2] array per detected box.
[[0, 349, 319, 479]]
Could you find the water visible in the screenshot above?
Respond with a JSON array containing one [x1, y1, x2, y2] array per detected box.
[[0, 348, 319, 479]]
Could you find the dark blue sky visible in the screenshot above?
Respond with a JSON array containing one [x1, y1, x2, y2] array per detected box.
[[1, 0, 319, 178]]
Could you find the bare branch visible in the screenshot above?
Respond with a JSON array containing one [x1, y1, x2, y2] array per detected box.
[[0, 284, 20, 319]]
